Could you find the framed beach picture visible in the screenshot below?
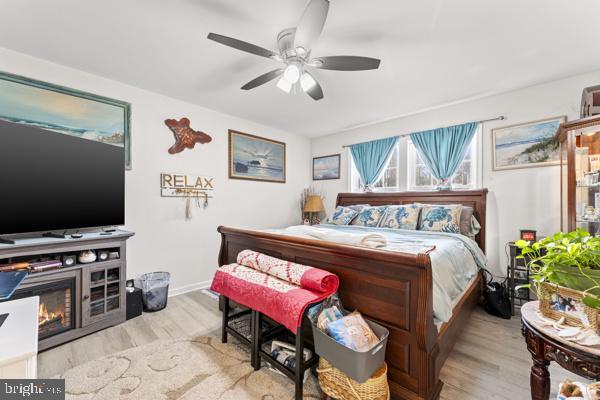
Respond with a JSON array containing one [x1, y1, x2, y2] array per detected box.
[[228, 130, 286, 183], [0, 71, 132, 169], [492, 116, 566, 171], [313, 154, 341, 180]]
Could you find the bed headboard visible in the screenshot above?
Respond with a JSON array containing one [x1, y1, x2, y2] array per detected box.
[[336, 189, 488, 252]]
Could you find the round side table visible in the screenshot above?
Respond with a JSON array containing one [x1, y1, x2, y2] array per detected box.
[[521, 301, 600, 400]]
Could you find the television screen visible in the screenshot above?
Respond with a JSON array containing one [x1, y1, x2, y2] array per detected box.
[[0, 119, 125, 236]]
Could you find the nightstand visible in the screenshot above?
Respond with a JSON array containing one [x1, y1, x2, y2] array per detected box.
[[507, 242, 532, 316]]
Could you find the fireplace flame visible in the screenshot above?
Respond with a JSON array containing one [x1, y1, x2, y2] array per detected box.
[[39, 302, 64, 326]]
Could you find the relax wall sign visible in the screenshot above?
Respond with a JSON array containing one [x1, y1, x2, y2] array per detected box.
[[160, 173, 214, 199], [160, 173, 214, 219]]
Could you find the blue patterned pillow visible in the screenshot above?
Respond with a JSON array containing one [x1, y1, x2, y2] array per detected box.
[[419, 205, 463, 233], [379, 204, 422, 230], [326, 206, 359, 225], [351, 206, 388, 227]]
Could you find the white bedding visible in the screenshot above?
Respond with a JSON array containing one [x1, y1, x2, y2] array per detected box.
[[266, 224, 486, 324]]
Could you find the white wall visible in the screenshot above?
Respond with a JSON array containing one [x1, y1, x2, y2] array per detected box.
[[0, 47, 311, 293], [310, 69, 600, 276]]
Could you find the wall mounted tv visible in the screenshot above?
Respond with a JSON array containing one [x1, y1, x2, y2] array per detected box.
[[0, 119, 125, 236]]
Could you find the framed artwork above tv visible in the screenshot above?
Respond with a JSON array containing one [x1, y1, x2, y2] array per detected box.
[[0, 71, 132, 169]]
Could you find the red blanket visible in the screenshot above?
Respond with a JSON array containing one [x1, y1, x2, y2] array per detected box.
[[236, 249, 339, 293], [211, 251, 339, 333]]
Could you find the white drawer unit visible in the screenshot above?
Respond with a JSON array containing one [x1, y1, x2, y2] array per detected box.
[[0, 296, 38, 379]]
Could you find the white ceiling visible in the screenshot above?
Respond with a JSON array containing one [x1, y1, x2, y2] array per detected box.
[[1, 0, 600, 137]]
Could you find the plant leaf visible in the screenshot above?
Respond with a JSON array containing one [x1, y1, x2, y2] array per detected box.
[[582, 295, 600, 309]]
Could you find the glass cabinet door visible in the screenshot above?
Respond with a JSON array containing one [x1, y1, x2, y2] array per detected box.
[[574, 128, 600, 235], [82, 263, 123, 326]]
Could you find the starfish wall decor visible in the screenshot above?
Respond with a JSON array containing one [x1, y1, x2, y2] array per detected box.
[[164, 117, 212, 154]]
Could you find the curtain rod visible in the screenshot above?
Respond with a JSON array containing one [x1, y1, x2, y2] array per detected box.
[[341, 115, 506, 148]]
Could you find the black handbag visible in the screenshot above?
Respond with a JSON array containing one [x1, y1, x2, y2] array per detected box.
[[482, 270, 512, 319]]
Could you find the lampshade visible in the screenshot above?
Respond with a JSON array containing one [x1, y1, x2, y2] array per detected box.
[[304, 195, 324, 212]]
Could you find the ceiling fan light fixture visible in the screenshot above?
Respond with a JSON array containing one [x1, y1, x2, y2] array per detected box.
[[283, 63, 301, 84], [276, 77, 292, 93], [300, 73, 317, 91]]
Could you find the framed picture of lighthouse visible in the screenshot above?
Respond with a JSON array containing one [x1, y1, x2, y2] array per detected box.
[[228, 130, 286, 183]]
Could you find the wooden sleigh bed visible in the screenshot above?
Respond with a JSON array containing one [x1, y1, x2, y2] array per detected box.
[[217, 189, 488, 400]]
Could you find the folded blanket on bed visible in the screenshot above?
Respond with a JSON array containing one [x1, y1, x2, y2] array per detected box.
[[237, 249, 339, 293], [278, 225, 388, 249]]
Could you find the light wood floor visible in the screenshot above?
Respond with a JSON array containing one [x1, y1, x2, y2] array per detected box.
[[39, 291, 587, 399]]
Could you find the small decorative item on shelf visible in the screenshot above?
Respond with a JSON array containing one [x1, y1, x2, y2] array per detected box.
[[519, 229, 537, 242], [581, 84, 600, 118], [61, 254, 77, 267], [97, 250, 109, 262], [78, 250, 97, 264]]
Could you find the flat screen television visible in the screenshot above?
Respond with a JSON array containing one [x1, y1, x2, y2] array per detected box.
[[0, 119, 125, 236]]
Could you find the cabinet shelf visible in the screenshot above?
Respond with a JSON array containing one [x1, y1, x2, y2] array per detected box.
[[558, 116, 600, 233]]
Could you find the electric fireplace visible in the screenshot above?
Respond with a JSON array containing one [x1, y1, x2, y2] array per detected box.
[[12, 278, 76, 340]]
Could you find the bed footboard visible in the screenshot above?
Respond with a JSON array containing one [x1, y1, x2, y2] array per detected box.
[[217, 225, 443, 400]]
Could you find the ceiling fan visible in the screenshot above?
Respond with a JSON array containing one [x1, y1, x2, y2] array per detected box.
[[207, 0, 381, 101]]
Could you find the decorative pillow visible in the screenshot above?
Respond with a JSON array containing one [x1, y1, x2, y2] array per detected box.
[[351, 206, 388, 227], [325, 206, 359, 225], [379, 204, 422, 230], [459, 206, 474, 236], [459, 206, 481, 239], [419, 204, 463, 233]]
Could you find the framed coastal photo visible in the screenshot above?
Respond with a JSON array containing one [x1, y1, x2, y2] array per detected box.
[[0, 71, 132, 169], [492, 116, 566, 171], [313, 154, 341, 180], [540, 282, 598, 332], [228, 130, 286, 183]]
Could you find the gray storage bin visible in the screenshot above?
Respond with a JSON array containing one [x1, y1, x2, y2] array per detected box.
[[312, 318, 389, 383]]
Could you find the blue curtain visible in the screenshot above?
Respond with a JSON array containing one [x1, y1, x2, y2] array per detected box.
[[350, 136, 399, 191], [410, 122, 479, 189]]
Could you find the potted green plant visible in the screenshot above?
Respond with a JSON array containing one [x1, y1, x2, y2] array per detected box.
[[516, 228, 600, 309]]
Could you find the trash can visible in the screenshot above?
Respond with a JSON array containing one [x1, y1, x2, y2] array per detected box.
[[139, 272, 170, 312]]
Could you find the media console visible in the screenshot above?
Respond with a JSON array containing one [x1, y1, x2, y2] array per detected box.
[[0, 230, 134, 351]]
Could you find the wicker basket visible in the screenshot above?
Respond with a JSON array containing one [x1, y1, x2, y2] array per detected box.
[[540, 282, 599, 334], [317, 358, 389, 400]]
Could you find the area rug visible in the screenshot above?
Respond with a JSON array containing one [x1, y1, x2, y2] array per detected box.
[[54, 336, 321, 399]]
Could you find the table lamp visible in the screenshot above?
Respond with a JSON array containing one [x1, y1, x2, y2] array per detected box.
[[304, 195, 324, 225]]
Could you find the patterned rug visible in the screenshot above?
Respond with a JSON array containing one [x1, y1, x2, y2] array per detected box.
[[54, 336, 322, 399]]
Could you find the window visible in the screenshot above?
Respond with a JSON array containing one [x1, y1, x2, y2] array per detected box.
[[350, 129, 479, 192], [372, 145, 400, 191], [350, 144, 401, 192], [407, 137, 476, 190]]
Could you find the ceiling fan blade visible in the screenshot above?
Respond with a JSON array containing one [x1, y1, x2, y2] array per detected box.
[[312, 56, 381, 71], [207, 33, 278, 59], [304, 72, 324, 101], [241, 69, 284, 90], [294, 0, 329, 55]]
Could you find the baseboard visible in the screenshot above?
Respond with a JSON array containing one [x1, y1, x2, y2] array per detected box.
[[169, 280, 212, 297]]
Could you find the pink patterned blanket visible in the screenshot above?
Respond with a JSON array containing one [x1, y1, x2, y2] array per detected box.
[[211, 250, 339, 333]]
